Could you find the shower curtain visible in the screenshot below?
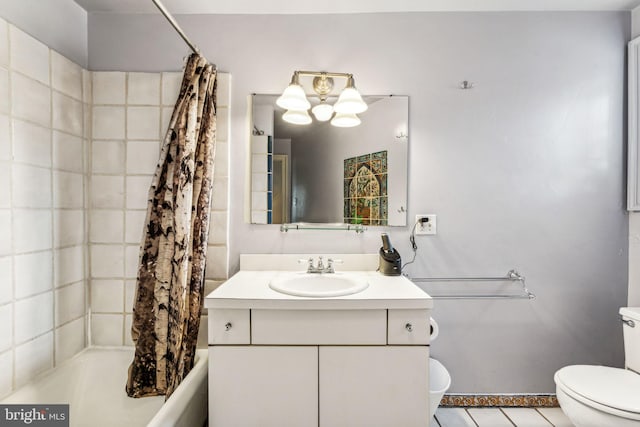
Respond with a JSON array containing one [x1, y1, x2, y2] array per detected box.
[[126, 54, 217, 399]]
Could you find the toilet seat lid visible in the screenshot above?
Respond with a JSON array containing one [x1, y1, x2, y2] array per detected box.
[[555, 365, 640, 415]]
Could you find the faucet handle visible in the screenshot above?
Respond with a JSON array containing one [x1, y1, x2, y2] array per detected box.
[[298, 258, 314, 272], [326, 258, 343, 273]]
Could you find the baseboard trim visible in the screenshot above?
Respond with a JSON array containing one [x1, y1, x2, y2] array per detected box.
[[440, 394, 559, 407]]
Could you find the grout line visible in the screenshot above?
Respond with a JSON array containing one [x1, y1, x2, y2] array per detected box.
[[464, 408, 480, 427], [498, 408, 517, 426], [6, 21, 16, 395], [534, 408, 557, 427]]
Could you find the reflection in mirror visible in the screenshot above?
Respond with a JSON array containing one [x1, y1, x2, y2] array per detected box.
[[249, 94, 408, 226]]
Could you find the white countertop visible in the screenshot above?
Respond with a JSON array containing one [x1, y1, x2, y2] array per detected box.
[[205, 270, 433, 310]]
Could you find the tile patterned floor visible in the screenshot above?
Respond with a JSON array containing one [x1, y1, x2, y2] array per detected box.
[[432, 407, 574, 427]]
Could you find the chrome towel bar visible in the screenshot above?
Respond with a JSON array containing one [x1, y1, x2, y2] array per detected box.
[[410, 269, 536, 300]]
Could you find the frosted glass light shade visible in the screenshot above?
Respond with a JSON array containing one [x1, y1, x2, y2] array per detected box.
[[333, 87, 368, 114], [283, 109, 312, 125], [331, 112, 361, 127], [311, 103, 334, 121], [276, 84, 311, 111]]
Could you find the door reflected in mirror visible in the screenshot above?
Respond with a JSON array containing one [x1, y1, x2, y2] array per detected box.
[[249, 94, 408, 226]]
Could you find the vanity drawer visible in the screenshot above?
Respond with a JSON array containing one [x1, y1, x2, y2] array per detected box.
[[251, 309, 387, 345], [387, 309, 430, 345], [208, 309, 250, 345]]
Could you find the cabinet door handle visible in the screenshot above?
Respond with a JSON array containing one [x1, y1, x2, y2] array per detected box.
[[225, 322, 232, 331], [405, 323, 413, 332]]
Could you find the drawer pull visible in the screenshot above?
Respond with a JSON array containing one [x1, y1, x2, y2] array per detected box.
[[405, 323, 413, 332], [225, 322, 233, 331]]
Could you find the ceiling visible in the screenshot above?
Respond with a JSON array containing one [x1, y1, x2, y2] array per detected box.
[[73, 0, 640, 14]]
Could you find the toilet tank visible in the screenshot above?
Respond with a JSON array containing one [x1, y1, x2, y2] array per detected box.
[[620, 307, 640, 372]]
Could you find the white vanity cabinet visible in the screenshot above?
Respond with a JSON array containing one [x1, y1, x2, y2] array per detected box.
[[207, 308, 431, 427]]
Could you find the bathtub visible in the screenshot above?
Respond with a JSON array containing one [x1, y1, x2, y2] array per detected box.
[[1, 347, 208, 427]]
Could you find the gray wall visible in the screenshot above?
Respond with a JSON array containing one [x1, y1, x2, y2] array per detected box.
[[88, 11, 629, 393], [0, 0, 87, 67]]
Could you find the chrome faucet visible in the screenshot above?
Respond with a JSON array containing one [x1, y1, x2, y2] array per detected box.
[[299, 256, 342, 274]]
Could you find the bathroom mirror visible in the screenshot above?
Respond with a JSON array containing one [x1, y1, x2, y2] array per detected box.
[[249, 94, 408, 226]]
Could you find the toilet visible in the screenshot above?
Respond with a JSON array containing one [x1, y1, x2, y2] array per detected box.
[[428, 317, 451, 419], [554, 307, 640, 427], [429, 358, 451, 419]]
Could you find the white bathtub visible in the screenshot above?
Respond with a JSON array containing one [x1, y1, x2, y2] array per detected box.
[[1, 347, 208, 427]]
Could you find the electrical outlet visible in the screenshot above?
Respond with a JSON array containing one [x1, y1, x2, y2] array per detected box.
[[415, 214, 437, 235]]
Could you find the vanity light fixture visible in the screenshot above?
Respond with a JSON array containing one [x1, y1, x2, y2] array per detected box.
[[277, 71, 368, 127]]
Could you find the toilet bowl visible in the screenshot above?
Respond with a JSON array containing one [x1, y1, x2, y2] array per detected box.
[[429, 358, 451, 419], [554, 307, 640, 427]]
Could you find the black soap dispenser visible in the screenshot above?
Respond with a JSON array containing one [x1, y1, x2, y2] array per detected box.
[[379, 233, 401, 276]]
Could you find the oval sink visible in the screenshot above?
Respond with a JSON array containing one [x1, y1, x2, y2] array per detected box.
[[269, 273, 369, 298]]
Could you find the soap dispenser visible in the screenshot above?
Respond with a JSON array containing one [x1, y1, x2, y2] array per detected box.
[[379, 233, 401, 276]]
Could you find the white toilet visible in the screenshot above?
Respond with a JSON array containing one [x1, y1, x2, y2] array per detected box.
[[554, 307, 640, 427]]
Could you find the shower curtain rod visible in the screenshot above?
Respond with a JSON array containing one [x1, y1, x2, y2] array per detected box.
[[151, 0, 200, 55]]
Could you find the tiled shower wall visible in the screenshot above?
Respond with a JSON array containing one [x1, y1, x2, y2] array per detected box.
[[0, 18, 230, 398], [0, 19, 90, 398], [89, 71, 230, 347]]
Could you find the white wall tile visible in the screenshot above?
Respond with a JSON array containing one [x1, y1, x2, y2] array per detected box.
[[125, 245, 140, 278], [127, 106, 160, 140], [0, 303, 12, 352], [90, 245, 124, 278], [161, 72, 182, 106], [13, 209, 52, 253], [91, 313, 123, 346], [126, 140, 159, 175], [0, 350, 12, 399], [214, 141, 228, 178], [208, 211, 227, 245], [91, 280, 123, 313], [14, 251, 52, 299], [161, 106, 172, 136], [9, 25, 49, 85], [14, 332, 53, 388], [90, 210, 123, 243], [51, 51, 82, 100], [0, 163, 10, 209], [216, 106, 229, 142], [54, 245, 84, 287], [0, 20, 8, 68], [125, 279, 135, 312], [125, 210, 146, 244], [92, 72, 125, 105], [0, 256, 12, 304], [12, 164, 51, 208], [125, 175, 151, 209], [90, 175, 124, 208], [14, 291, 53, 344], [53, 209, 84, 248], [53, 131, 83, 172], [217, 73, 230, 106], [82, 69, 91, 105], [53, 171, 84, 209], [93, 106, 125, 139], [0, 210, 11, 255], [92, 140, 125, 174], [11, 72, 50, 127], [124, 314, 133, 346], [211, 176, 228, 210], [55, 317, 85, 364], [55, 281, 85, 326], [0, 69, 8, 115], [128, 73, 160, 105], [0, 114, 10, 160], [205, 245, 228, 280], [52, 92, 83, 136], [12, 119, 51, 167]]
